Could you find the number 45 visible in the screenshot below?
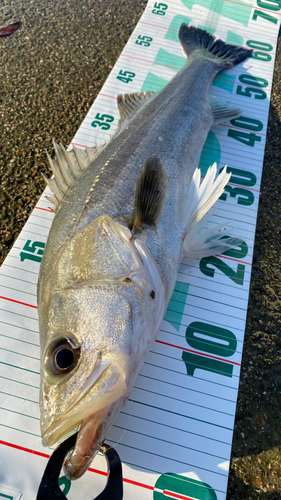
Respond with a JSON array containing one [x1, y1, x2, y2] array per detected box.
[[116, 70, 135, 84]]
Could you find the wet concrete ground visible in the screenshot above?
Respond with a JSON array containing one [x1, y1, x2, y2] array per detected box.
[[0, 1, 280, 498]]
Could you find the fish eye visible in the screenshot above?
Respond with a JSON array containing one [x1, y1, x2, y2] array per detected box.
[[45, 337, 80, 375]]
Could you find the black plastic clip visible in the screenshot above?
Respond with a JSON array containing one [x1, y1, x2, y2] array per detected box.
[[36, 432, 123, 500]]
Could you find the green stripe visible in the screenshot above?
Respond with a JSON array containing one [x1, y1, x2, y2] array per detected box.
[[0, 422, 40, 438], [21, 228, 48, 237], [112, 455, 224, 493], [0, 307, 38, 322], [0, 272, 38, 286], [113, 424, 228, 461], [108, 440, 227, 479], [168, 300, 246, 323], [24, 221, 50, 229], [0, 375, 39, 389], [178, 271, 250, 295], [0, 390, 38, 405], [0, 361, 39, 375], [185, 281, 249, 305], [0, 319, 38, 335], [137, 373, 236, 403], [0, 284, 36, 297], [134, 385, 235, 417], [144, 359, 239, 387], [1, 263, 39, 276], [129, 399, 232, 431], [0, 406, 39, 420], [187, 291, 247, 312], [119, 410, 231, 446], [163, 300, 246, 328], [0, 332, 39, 347], [1, 346, 39, 361]]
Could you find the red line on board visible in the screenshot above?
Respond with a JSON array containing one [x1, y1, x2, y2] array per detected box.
[[139, 20, 169, 30], [0, 440, 155, 492], [88, 467, 107, 477], [227, 182, 260, 193], [119, 53, 271, 91], [163, 490, 194, 500], [35, 206, 53, 213], [122, 477, 154, 491], [200, 176, 260, 193], [138, 21, 276, 56], [219, 122, 266, 137], [222, 0, 281, 15], [99, 93, 117, 99], [155, 340, 241, 366], [0, 440, 50, 459], [217, 255, 251, 266], [0, 296, 37, 309], [71, 142, 87, 148]]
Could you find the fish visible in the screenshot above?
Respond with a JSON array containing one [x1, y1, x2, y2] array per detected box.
[[37, 24, 252, 480]]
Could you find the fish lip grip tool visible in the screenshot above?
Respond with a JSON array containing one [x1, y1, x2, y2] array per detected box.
[[36, 433, 123, 500]]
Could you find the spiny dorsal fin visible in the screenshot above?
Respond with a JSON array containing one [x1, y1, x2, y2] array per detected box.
[[133, 156, 167, 229], [43, 140, 105, 212], [117, 91, 154, 126]]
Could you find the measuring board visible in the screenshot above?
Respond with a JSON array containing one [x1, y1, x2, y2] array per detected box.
[[0, 0, 280, 499]]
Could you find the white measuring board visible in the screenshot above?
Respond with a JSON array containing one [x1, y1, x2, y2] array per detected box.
[[0, 0, 280, 499]]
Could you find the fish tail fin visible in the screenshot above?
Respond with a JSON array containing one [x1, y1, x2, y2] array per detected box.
[[182, 164, 244, 259], [179, 24, 252, 69]]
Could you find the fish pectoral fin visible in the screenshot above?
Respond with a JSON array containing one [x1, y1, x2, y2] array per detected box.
[[133, 156, 167, 229], [44, 140, 105, 212], [117, 91, 154, 126], [209, 95, 242, 123]]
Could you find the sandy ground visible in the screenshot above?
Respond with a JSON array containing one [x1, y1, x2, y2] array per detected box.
[[0, 1, 280, 498]]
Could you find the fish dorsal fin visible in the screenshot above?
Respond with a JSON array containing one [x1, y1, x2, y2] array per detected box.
[[209, 94, 242, 123], [117, 91, 154, 126], [133, 156, 167, 229], [43, 140, 105, 211]]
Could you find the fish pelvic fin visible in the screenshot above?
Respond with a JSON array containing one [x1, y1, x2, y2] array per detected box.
[[182, 163, 243, 258], [43, 140, 105, 212], [133, 156, 167, 229], [179, 24, 253, 69]]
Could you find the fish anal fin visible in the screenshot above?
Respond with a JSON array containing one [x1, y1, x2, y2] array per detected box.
[[133, 156, 167, 229], [117, 91, 154, 126], [209, 95, 242, 123]]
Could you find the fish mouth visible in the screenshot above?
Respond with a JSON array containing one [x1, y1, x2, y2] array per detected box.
[[41, 361, 127, 447]]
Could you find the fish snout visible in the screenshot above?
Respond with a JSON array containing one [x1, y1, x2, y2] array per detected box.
[[41, 360, 128, 447]]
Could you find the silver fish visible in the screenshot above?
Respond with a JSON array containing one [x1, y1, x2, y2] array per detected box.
[[37, 25, 252, 479]]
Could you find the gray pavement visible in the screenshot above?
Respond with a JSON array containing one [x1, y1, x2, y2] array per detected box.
[[0, 1, 280, 498]]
